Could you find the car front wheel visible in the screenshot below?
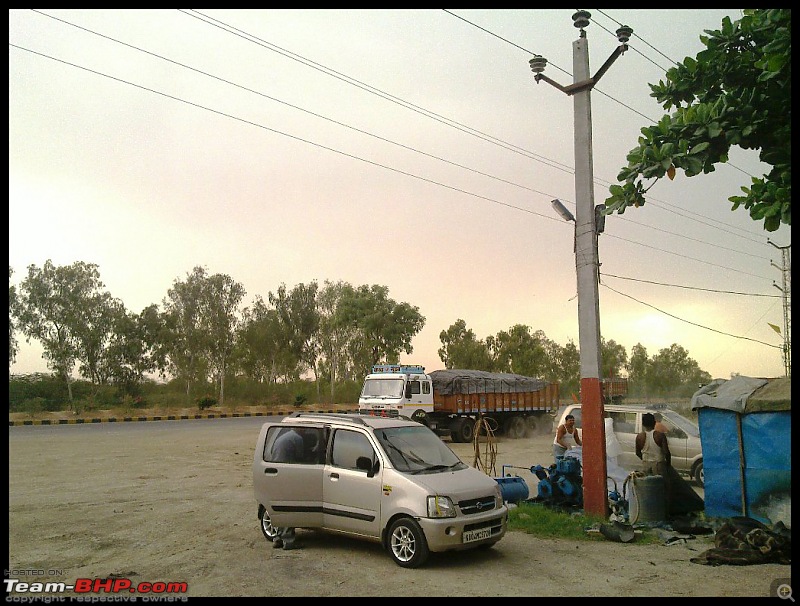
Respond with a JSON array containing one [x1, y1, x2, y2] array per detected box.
[[387, 517, 429, 568]]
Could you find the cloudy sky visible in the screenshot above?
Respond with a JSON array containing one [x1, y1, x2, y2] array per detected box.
[[9, 9, 791, 381]]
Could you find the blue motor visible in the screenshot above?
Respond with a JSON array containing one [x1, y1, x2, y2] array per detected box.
[[494, 475, 530, 503], [530, 457, 583, 507]]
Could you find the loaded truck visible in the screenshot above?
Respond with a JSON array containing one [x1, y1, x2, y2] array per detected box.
[[358, 364, 559, 443]]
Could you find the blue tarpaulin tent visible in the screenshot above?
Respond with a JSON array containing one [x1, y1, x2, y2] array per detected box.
[[691, 376, 791, 525]]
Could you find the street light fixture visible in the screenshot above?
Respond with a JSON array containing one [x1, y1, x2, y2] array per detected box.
[[551, 199, 575, 223]]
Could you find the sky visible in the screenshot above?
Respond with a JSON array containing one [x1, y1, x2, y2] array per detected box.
[[9, 9, 791, 382]]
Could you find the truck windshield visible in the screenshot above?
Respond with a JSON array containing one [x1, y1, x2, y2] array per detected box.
[[361, 378, 404, 398], [376, 427, 466, 474]]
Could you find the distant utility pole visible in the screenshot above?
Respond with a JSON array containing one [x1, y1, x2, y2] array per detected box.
[[529, 11, 632, 516], [769, 239, 791, 376]]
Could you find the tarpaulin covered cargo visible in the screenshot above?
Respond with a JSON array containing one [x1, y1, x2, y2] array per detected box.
[[691, 376, 791, 525], [430, 369, 547, 394], [430, 369, 558, 415]]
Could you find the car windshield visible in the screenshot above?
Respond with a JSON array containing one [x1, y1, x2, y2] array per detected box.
[[664, 411, 699, 437], [376, 426, 466, 474], [361, 378, 404, 398]]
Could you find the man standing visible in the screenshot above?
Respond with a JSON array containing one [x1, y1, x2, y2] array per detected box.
[[553, 414, 582, 462], [635, 413, 672, 515], [635, 413, 671, 475], [269, 428, 305, 550]]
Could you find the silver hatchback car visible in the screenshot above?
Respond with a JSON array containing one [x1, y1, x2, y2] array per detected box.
[[253, 412, 507, 568], [554, 404, 704, 486]]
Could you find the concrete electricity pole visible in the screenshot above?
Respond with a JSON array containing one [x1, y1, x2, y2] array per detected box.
[[529, 11, 632, 516]]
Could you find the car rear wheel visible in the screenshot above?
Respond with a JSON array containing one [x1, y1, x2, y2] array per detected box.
[[259, 506, 278, 542], [387, 517, 429, 568]]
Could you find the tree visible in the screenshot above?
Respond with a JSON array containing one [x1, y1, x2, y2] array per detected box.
[[236, 296, 287, 384], [557, 339, 581, 397], [9, 266, 19, 367], [601, 338, 628, 379], [437, 319, 492, 370], [647, 344, 712, 397], [269, 282, 320, 384], [338, 284, 425, 369], [626, 343, 650, 396], [74, 292, 124, 386], [14, 260, 110, 402], [316, 280, 355, 402], [201, 273, 246, 407], [604, 9, 791, 232], [162, 266, 212, 401], [491, 324, 549, 377], [105, 304, 164, 396]]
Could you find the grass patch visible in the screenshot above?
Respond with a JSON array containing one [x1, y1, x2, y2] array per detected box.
[[508, 501, 661, 544]]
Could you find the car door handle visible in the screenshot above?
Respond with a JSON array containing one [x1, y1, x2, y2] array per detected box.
[[329, 472, 339, 480], [264, 468, 278, 475]]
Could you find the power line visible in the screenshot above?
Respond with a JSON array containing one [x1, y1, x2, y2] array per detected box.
[[443, 8, 767, 234], [11, 10, 784, 350], [9, 42, 567, 227], [9, 39, 773, 287], [23, 10, 774, 267], [601, 273, 780, 297], [601, 281, 782, 350]]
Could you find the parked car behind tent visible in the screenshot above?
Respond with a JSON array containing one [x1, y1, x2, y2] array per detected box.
[[691, 376, 791, 526]]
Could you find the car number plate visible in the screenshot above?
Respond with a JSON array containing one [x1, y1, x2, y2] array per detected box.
[[463, 528, 492, 543]]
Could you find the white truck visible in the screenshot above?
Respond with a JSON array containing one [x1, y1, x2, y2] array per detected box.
[[358, 364, 560, 443]]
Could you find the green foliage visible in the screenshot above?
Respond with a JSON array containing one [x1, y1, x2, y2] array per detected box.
[[508, 502, 661, 544], [8, 373, 69, 412], [293, 393, 308, 407], [438, 319, 494, 370], [605, 9, 791, 231], [196, 394, 217, 410], [18, 397, 47, 417]]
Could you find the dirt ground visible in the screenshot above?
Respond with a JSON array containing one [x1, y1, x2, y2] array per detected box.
[[8, 412, 791, 598]]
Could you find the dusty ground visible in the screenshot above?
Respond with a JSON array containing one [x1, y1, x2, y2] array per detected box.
[[8, 412, 791, 598]]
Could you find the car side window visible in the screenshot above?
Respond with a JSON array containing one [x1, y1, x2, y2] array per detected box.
[[264, 426, 324, 464], [609, 411, 636, 433], [331, 429, 376, 472], [662, 419, 687, 439]]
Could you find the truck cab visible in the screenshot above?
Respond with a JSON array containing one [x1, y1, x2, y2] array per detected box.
[[358, 364, 434, 423]]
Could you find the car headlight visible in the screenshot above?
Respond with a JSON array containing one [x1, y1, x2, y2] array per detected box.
[[427, 495, 457, 518], [493, 483, 503, 508]]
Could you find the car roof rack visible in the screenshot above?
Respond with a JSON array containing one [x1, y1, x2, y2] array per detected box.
[[287, 411, 369, 425]]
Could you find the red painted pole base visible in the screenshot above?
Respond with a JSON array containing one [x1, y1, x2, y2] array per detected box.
[[580, 377, 608, 517]]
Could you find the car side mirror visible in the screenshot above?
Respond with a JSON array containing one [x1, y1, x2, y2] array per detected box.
[[356, 456, 379, 477]]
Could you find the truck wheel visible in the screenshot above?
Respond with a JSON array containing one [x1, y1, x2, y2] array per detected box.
[[387, 517, 429, 568], [453, 417, 474, 443], [525, 416, 539, 437], [411, 409, 428, 426], [504, 416, 526, 439]]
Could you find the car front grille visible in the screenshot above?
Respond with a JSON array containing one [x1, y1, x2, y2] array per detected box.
[[458, 496, 498, 515]]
